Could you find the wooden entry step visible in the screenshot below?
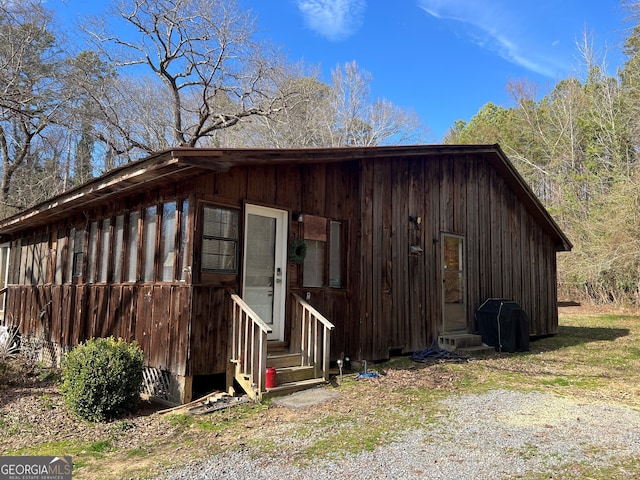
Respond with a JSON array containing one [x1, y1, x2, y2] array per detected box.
[[262, 377, 327, 399], [267, 341, 289, 355], [267, 353, 301, 369]]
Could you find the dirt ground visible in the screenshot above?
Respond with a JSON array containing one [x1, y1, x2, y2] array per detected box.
[[0, 352, 459, 478], [1, 302, 636, 478]]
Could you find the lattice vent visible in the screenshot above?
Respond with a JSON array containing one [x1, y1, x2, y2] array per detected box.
[[142, 367, 173, 402]]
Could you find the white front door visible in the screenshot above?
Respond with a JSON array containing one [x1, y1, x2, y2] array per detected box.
[[242, 205, 288, 341]]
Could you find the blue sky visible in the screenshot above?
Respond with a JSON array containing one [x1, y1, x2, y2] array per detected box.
[[52, 0, 629, 141]]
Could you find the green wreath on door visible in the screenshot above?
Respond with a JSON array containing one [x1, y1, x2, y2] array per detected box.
[[288, 238, 307, 264]]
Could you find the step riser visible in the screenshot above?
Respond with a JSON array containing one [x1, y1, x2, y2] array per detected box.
[[274, 367, 315, 384], [438, 334, 483, 351], [267, 353, 302, 368], [262, 378, 327, 399]]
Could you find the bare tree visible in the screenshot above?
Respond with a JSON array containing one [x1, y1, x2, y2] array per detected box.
[[0, 1, 67, 213], [329, 61, 427, 146], [86, 0, 290, 155], [246, 61, 429, 148]]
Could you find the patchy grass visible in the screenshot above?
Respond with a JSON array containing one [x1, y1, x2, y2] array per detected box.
[[437, 313, 640, 409], [2, 310, 640, 479]]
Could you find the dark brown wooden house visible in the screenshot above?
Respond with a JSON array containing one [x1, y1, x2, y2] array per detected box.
[[0, 145, 571, 403]]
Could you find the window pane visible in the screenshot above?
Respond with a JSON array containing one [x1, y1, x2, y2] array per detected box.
[[99, 218, 110, 282], [113, 215, 124, 282], [127, 211, 139, 282], [203, 207, 238, 238], [201, 206, 238, 273], [180, 200, 189, 281], [303, 240, 325, 287], [329, 221, 342, 288], [0, 245, 8, 309], [87, 222, 98, 283], [202, 239, 237, 271], [66, 230, 74, 282], [443, 235, 462, 271], [73, 228, 84, 278], [33, 236, 47, 285], [444, 271, 464, 303], [54, 232, 65, 285], [9, 239, 21, 285], [160, 202, 176, 281], [143, 206, 157, 282]]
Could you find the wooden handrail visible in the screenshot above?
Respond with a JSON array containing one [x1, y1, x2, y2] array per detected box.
[[292, 293, 335, 381], [229, 294, 272, 400]]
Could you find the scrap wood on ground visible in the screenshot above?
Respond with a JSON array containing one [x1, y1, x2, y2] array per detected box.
[[159, 392, 248, 416]]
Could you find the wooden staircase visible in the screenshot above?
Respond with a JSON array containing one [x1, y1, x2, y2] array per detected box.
[[228, 293, 335, 402], [262, 343, 327, 398]]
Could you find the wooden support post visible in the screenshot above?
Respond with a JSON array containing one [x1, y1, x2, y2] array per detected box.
[[176, 375, 193, 404]]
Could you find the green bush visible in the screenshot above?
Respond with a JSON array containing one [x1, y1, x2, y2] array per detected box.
[[61, 337, 144, 422]]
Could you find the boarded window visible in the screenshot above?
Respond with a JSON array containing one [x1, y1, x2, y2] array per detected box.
[[127, 211, 139, 282], [302, 216, 344, 289], [99, 218, 111, 282], [143, 206, 157, 282], [113, 215, 124, 282], [201, 205, 238, 273], [160, 202, 176, 281], [303, 216, 326, 288]]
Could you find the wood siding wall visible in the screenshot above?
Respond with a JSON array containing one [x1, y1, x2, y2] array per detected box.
[[188, 161, 361, 376], [5, 284, 191, 376], [3, 151, 563, 378], [358, 153, 560, 361]]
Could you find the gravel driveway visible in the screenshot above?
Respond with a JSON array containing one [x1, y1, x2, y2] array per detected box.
[[160, 389, 640, 479]]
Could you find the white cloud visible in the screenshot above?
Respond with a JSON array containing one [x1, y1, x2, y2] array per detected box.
[[297, 0, 367, 42], [417, 0, 561, 78]]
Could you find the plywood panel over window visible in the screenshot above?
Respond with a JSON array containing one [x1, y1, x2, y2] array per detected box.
[[302, 215, 344, 289]]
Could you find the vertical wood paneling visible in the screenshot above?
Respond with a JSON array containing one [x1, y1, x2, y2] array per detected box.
[[3, 149, 564, 379], [465, 156, 479, 323], [135, 286, 153, 363], [391, 159, 409, 351], [275, 164, 302, 209], [302, 164, 327, 216], [247, 165, 277, 205], [359, 160, 374, 361]]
